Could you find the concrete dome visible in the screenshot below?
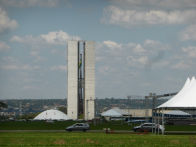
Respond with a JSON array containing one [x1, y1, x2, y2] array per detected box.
[[34, 109, 70, 120]]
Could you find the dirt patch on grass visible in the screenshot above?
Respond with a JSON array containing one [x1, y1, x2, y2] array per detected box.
[[86, 139, 99, 144], [86, 139, 94, 144], [11, 138, 24, 144], [131, 139, 136, 142], [79, 139, 99, 145], [111, 140, 124, 145], [189, 136, 196, 144], [53, 139, 66, 145], [170, 140, 180, 144], [38, 141, 48, 145]]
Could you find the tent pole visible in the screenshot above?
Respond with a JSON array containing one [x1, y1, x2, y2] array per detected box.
[[151, 109, 153, 134], [162, 108, 164, 135], [155, 109, 156, 135], [158, 109, 160, 135], [156, 109, 158, 135], [152, 109, 154, 134]]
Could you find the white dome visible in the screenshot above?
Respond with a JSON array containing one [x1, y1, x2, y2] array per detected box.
[[34, 109, 70, 120], [101, 108, 127, 117]]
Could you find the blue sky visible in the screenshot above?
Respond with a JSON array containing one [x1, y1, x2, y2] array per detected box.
[[0, 0, 196, 99]]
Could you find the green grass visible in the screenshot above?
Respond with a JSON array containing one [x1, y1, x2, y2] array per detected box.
[[0, 121, 196, 131], [0, 121, 74, 130], [0, 121, 132, 130], [0, 132, 196, 146], [166, 125, 196, 131]]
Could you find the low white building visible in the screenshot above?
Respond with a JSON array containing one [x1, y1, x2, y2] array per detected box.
[[122, 109, 152, 117], [101, 108, 129, 120]]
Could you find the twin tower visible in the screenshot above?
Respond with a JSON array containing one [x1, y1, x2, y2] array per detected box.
[[67, 41, 95, 120]]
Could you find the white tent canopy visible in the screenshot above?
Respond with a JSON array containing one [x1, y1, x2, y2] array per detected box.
[[163, 110, 191, 116], [101, 108, 128, 117], [34, 109, 71, 120], [157, 77, 196, 110], [154, 77, 196, 135]]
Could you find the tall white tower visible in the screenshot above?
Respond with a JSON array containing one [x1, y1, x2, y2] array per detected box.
[[67, 40, 95, 120]]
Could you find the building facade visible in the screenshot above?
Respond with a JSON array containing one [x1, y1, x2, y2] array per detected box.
[[67, 40, 95, 120]]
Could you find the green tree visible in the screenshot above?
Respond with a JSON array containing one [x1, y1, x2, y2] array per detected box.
[[0, 101, 7, 110]]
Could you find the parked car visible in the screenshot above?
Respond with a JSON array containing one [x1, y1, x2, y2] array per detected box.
[[133, 123, 165, 133], [66, 123, 90, 132]]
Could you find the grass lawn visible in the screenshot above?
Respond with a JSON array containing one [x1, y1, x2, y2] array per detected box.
[[0, 132, 196, 146], [0, 121, 74, 130], [1, 121, 196, 132], [0, 121, 132, 130]]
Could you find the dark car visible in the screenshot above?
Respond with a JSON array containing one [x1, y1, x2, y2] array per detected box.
[[66, 123, 90, 132], [133, 123, 164, 133]]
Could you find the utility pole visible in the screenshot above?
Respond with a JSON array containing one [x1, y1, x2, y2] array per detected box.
[[145, 92, 177, 134], [19, 102, 22, 119], [127, 96, 131, 117]]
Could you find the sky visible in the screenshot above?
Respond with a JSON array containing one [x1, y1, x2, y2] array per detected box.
[[0, 0, 196, 99]]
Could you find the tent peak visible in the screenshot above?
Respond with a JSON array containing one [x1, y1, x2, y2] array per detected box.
[[191, 76, 196, 81], [157, 76, 196, 109]]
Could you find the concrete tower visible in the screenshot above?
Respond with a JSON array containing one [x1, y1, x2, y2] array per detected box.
[[67, 40, 95, 120]]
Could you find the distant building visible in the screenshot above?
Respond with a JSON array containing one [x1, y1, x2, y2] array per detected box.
[[67, 41, 95, 120], [0, 112, 15, 117], [101, 108, 152, 120], [122, 109, 152, 117], [101, 108, 130, 121]]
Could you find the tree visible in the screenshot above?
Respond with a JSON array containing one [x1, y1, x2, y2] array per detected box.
[[0, 101, 7, 110]]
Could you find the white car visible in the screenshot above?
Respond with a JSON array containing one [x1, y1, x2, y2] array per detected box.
[[133, 123, 165, 133]]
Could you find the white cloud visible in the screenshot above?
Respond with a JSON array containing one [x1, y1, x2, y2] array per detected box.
[[10, 36, 24, 43], [102, 6, 196, 27], [30, 51, 39, 56], [172, 61, 190, 70], [0, 41, 10, 51], [96, 39, 170, 70], [10, 30, 81, 45], [181, 25, 196, 41], [10, 31, 77, 64], [144, 40, 160, 46], [10, 35, 42, 46], [41, 31, 80, 45], [127, 55, 149, 66], [0, 7, 18, 33], [168, 46, 196, 70], [2, 56, 18, 63], [30, 51, 45, 62], [97, 40, 123, 57], [131, 44, 145, 53], [103, 40, 122, 49], [182, 46, 196, 58], [0, 64, 39, 70], [0, 0, 62, 8], [98, 66, 112, 75], [50, 65, 67, 71], [109, 0, 196, 9], [144, 40, 170, 52], [0, 56, 39, 70]]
